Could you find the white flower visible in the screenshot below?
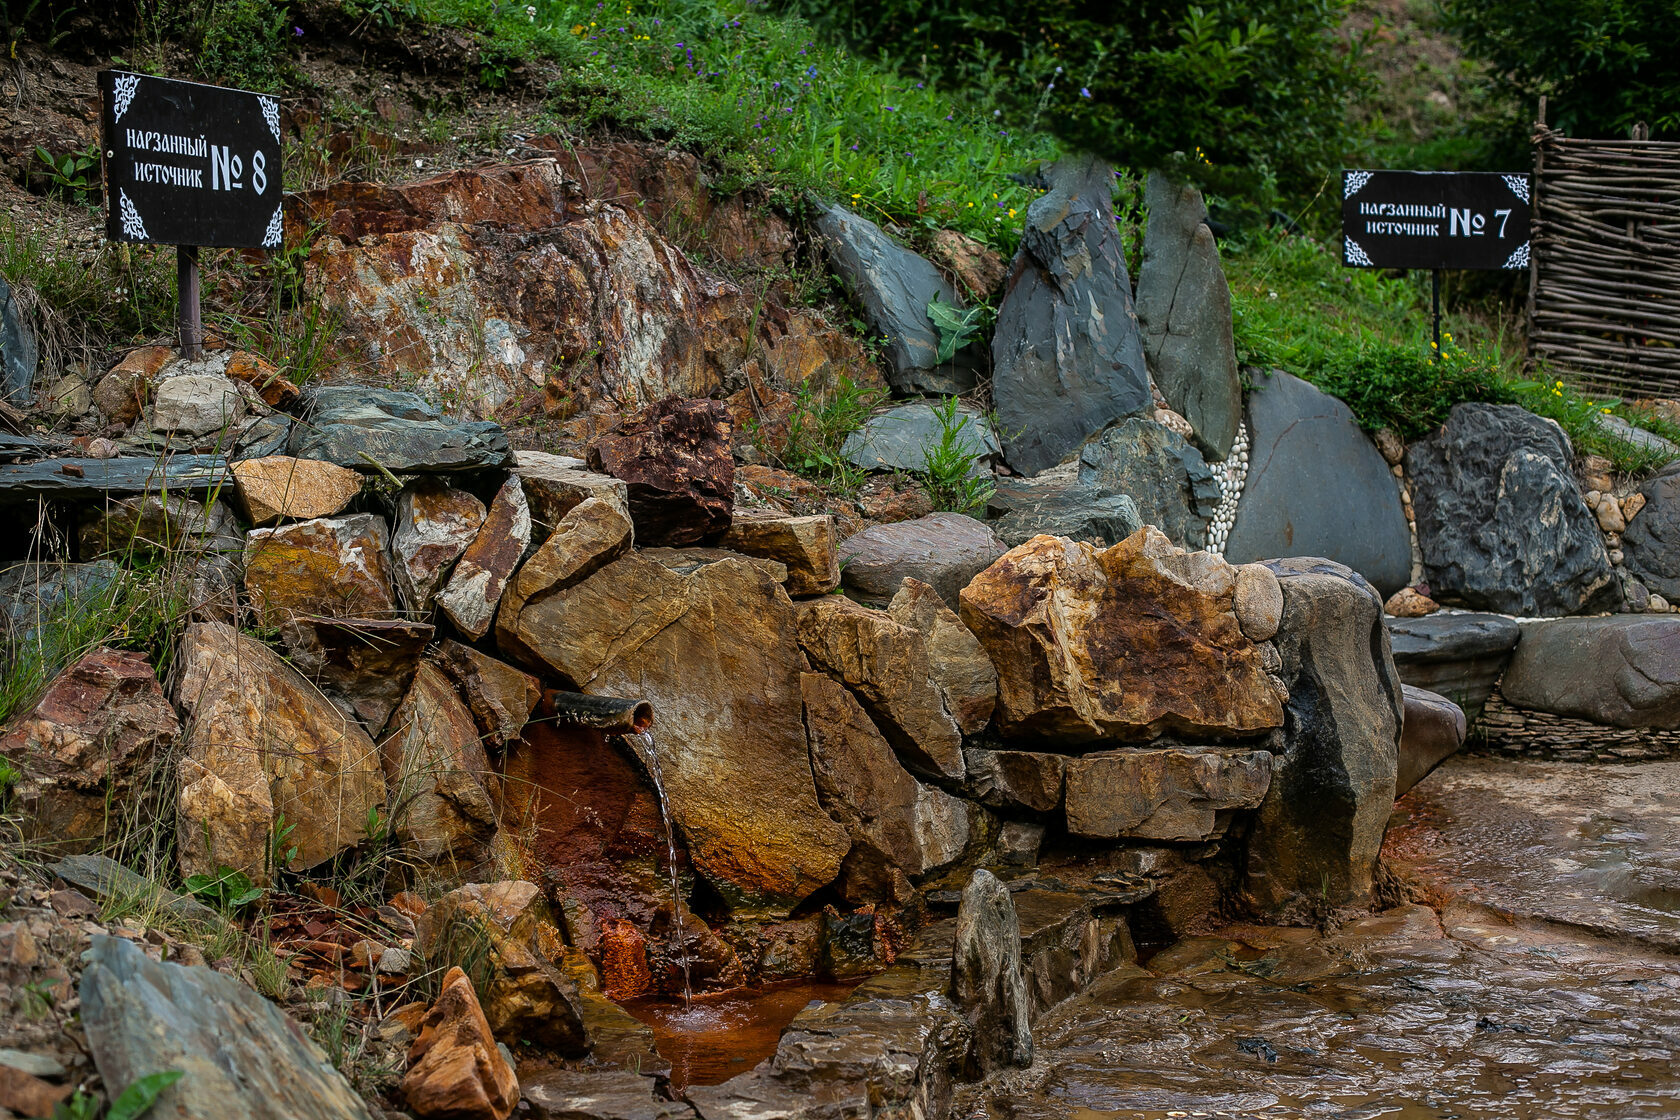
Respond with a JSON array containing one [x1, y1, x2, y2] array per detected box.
[[526, 4, 536, 19]]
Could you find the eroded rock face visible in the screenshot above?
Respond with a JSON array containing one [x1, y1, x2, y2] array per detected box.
[[514, 551, 848, 915], [243, 513, 399, 627], [231, 456, 363, 527], [1135, 172, 1241, 460], [1077, 417, 1220, 550], [380, 663, 499, 879], [2, 647, 178, 852], [588, 398, 733, 547], [959, 528, 1284, 745], [721, 511, 839, 596], [887, 577, 997, 736], [1064, 747, 1272, 840], [392, 478, 487, 614], [951, 869, 1033, 1072], [436, 476, 531, 641], [993, 155, 1151, 476], [838, 513, 1006, 609], [1500, 616, 1680, 729], [279, 617, 434, 734], [402, 966, 519, 1120], [1407, 403, 1616, 616], [172, 622, 385, 885], [795, 595, 964, 781], [1397, 685, 1467, 798], [1246, 558, 1402, 913]]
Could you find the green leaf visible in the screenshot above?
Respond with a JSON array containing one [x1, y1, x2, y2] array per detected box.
[[107, 1070, 184, 1120]]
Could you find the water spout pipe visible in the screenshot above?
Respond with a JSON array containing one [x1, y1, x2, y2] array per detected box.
[[543, 689, 654, 734]]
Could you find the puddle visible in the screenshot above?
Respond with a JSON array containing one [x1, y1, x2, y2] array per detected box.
[[625, 981, 859, 1090]]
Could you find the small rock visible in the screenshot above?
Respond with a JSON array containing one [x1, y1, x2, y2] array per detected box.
[[40, 372, 91, 420], [1374, 427, 1405, 466], [1653, 594, 1672, 613], [588, 397, 733, 547], [436, 476, 530, 641], [1064, 747, 1273, 840], [232, 456, 363, 526], [1233, 564, 1283, 642], [0, 1064, 72, 1116], [856, 478, 934, 524], [0, 1048, 66, 1079], [1596, 499, 1627, 534], [402, 967, 519, 1120], [951, 869, 1032, 1071], [279, 617, 433, 734], [720, 511, 840, 596], [1395, 685, 1466, 798], [1623, 492, 1647, 520], [1384, 587, 1441, 617], [392, 478, 487, 614], [511, 450, 628, 541], [838, 512, 1006, 608], [244, 513, 400, 627], [964, 748, 1065, 813], [152, 374, 246, 436], [92, 346, 173, 426], [225, 351, 301, 410]]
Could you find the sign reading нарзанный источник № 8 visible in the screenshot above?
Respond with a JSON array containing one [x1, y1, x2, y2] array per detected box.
[[1341, 170, 1532, 272], [99, 70, 283, 250]]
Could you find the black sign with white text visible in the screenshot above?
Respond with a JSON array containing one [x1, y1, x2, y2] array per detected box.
[[1341, 170, 1531, 271], [99, 70, 283, 249]]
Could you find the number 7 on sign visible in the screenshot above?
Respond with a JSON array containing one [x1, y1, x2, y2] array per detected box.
[[1495, 209, 1512, 237]]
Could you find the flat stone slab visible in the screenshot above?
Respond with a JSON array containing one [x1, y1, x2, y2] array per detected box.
[[49, 853, 218, 926], [290, 385, 512, 473], [842, 401, 998, 476], [1389, 611, 1521, 722], [0, 454, 229, 503], [1387, 755, 1680, 950]]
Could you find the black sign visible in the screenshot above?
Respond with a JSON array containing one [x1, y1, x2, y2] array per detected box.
[[99, 70, 283, 249], [1341, 170, 1531, 271]]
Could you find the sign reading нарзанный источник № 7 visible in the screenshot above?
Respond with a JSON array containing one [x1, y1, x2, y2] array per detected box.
[[1341, 170, 1532, 272], [99, 70, 283, 250]]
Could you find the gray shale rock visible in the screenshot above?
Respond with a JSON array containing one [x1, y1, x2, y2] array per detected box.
[[838, 512, 1006, 609], [1500, 615, 1680, 729], [986, 463, 1144, 549], [1387, 611, 1521, 723], [992, 155, 1152, 476], [1406, 403, 1616, 616], [1396, 684, 1467, 798], [0, 274, 38, 405], [951, 869, 1033, 1072], [1077, 417, 1221, 550], [842, 400, 999, 476], [1134, 172, 1241, 460], [290, 385, 512, 473], [1623, 464, 1680, 604]]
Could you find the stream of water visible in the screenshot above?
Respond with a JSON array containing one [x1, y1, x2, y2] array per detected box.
[[637, 729, 694, 1005]]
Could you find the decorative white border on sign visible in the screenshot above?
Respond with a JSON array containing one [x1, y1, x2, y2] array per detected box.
[[262, 205, 284, 248], [1344, 237, 1373, 267], [1503, 241, 1530, 270], [259, 95, 281, 145], [1502, 174, 1530, 204], [1344, 170, 1374, 197], [118, 190, 147, 240], [112, 73, 141, 121]]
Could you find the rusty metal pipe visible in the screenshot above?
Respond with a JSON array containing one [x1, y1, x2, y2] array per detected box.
[[542, 689, 654, 734]]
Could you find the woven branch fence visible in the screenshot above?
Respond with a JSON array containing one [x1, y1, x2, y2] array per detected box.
[[1526, 122, 1680, 399]]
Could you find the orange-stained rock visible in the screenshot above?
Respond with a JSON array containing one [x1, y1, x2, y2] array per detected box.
[[436, 477, 530, 640], [243, 513, 399, 627], [494, 495, 633, 664], [597, 918, 654, 1001], [232, 455, 364, 526], [432, 640, 541, 749], [2, 647, 178, 852], [720, 510, 839, 596], [92, 345, 173, 426], [225, 350, 301, 409], [1385, 587, 1441, 618], [928, 227, 1008, 301], [887, 576, 997, 736], [402, 966, 519, 1120], [959, 527, 1286, 744]]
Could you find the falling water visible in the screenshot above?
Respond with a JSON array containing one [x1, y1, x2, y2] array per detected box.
[[638, 730, 694, 1005]]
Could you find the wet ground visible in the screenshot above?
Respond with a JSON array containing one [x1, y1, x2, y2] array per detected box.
[[625, 981, 858, 1090], [954, 756, 1680, 1120]]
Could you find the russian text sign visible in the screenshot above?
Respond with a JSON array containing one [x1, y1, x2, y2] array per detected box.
[[1341, 170, 1531, 271], [99, 70, 283, 249]]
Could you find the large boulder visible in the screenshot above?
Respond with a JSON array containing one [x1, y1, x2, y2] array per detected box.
[[1134, 172, 1241, 460], [511, 551, 848, 915], [887, 577, 997, 736], [1, 647, 178, 852], [1406, 403, 1616, 616], [992, 155, 1151, 476], [1499, 616, 1680, 729], [290, 385, 512, 473], [380, 663, 499, 879], [1063, 747, 1273, 841], [838, 512, 1006, 608], [172, 621, 386, 884], [1076, 417, 1221, 550], [959, 528, 1285, 745], [986, 463, 1143, 549], [1623, 464, 1680, 603], [279, 617, 433, 733], [588, 398, 733, 547], [392, 478, 487, 614], [841, 401, 999, 475], [794, 595, 964, 780], [1223, 369, 1412, 597], [81, 935, 376, 1120], [243, 513, 400, 627], [1245, 558, 1402, 913], [436, 476, 531, 641], [1396, 685, 1466, 798], [1388, 611, 1521, 723], [813, 204, 975, 395], [950, 869, 1032, 1072]]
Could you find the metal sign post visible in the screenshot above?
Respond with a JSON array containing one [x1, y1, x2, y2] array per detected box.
[[1341, 169, 1532, 356], [98, 70, 284, 359]]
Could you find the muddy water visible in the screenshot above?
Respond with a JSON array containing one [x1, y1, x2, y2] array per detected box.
[[962, 903, 1680, 1119], [626, 981, 859, 1090]]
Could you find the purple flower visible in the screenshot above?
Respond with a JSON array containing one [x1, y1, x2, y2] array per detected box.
[[883, 105, 896, 111], [293, 25, 303, 36], [1080, 87, 1091, 98], [849, 143, 858, 150]]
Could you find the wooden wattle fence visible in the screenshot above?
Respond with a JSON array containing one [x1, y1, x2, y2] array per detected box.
[[1526, 111, 1680, 399]]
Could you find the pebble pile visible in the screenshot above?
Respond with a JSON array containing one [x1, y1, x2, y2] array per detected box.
[[1205, 422, 1249, 557]]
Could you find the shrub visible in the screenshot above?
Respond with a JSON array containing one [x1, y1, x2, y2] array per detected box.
[[194, 0, 291, 91], [1305, 336, 1507, 439]]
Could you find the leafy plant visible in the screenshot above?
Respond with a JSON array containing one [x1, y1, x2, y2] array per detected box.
[[920, 395, 995, 515], [1305, 336, 1508, 440], [184, 865, 265, 912], [768, 374, 889, 491], [195, 0, 291, 91], [35, 144, 101, 203], [926, 295, 991, 364]]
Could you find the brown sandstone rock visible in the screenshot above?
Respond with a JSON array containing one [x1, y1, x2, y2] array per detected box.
[[514, 552, 848, 915], [959, 528, 1285, 745], [964, 748, 1065, 813], [437, 477, 530, 641], [0, 1065, 73, 1116], [511, 451, 628, 540], [1384, 587, 1441, 618], [413, 881, 587, 1053], [232, 455, 363, 526], [1, 647, 178, 852], [244, 513, 399, 627], [172, 622, 385, 884], [92, 346, 173, 426], [1063, 747, 1273, 840], [279, 617, 434, 733], [433, 640, 541, 749], [392, 478, 487, 614], [720, 510, 839, 596], [380, 663, 499, 878], [928, 227, 1008, 302], [225, 350, 301, 410], [1396, 684, 1466, 797], [494, 495, 633, 663], [887, 576, 997, 736], [402, 966, 519, 1120], [588, 398, 733, 547], [1233, 563, 1283, 642], [794, 595, 964, 781]]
